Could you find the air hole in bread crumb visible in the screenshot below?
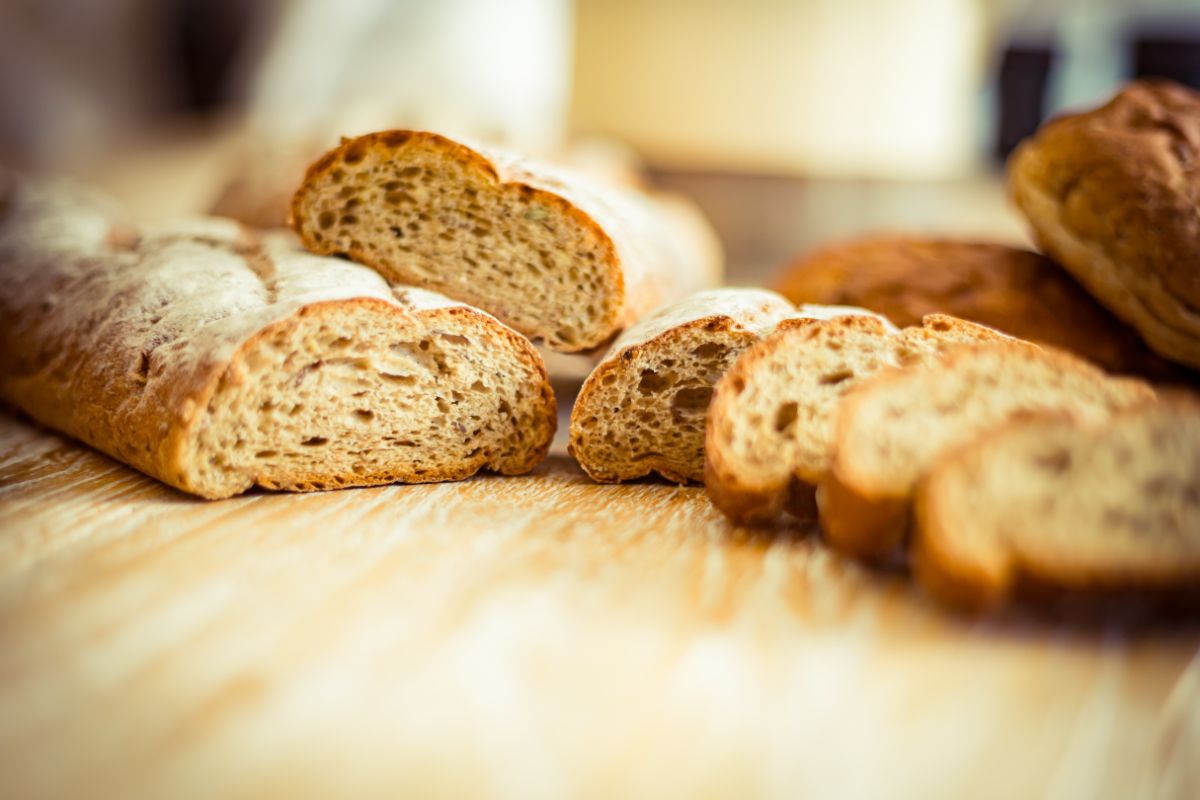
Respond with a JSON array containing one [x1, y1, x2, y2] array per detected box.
[[672, 386, 712, 415], [774, 402, 798, 432], [353, 409, 374, 421], [301, 436, 329, 446], [638, 370, 673, 393], [1035, 449, 1072, 473], [820, 369, 854, 386], [330, 337, 351, 349], [691, 343, 728, 359], [318, 211, 335, 229], [439, 333, 471, 346], [731, 378, 746, 395], [255, 450, 277, 459]]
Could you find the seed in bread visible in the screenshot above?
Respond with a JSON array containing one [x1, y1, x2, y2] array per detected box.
[[772, 235, 1190, 382], [703, 313, 1008, 525], [1009, 79, 1200, 369], [290, 130, 723, 352], [913, 400, 1199, 612], [568, 289, 865, 484], [0, 178, 556, 499], [820, 345, 1155, 561]]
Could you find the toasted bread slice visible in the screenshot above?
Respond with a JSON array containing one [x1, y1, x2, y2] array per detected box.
[[913, 400, 1199, 611], [821, 346, 1155, 560], [290, 130, 722, 352], [704, 313, 1008, 525]]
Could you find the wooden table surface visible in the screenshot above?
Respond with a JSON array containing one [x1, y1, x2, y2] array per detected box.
[[1, 405, 1197, 800]]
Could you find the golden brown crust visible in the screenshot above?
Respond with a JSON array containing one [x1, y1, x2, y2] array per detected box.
[[291, 130, 722, 352], [1009, 79, 1200, 369], [0, 180, 556, 499], [772, 235, 1192, 382], [816, 470, 910, 562]]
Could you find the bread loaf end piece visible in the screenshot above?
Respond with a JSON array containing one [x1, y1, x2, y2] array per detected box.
[[291, 130, 722, 352]]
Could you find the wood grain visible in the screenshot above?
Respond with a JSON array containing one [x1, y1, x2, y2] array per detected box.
[[0, 410, 1197, 800]]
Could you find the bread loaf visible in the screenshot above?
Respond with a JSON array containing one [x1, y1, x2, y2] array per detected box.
[[772, 235, 1190, 382], [820, 346, 1154, 561], [1009, 79, 1200, 369], [914, 400, 1199, 612], [703, 313, 1008, 525], [290, 130, 723, 352], [0, 178, 556, 499], [568, 289, 819, 483]]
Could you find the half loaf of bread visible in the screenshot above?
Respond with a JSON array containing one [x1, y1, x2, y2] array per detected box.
[[290, 130, 723, 352], [0, 177, 556, 499], [704, 313, 1011, 525], [820, 346, 1154, 561], [914, 400, 1198, 612]]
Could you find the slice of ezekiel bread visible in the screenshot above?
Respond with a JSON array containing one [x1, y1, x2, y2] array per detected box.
[[704, 313, 1009, 525], [0, 178, 555, 500], [569, 289, 873, 483], [820, 345, 1155, 561], [913, 400, 1199, 612], [290, 130, 723, 352]]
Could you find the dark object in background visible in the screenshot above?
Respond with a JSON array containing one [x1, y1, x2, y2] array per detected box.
[[1132, 32, 1200, 89], [171, 0, 255, 112], [994, 44, 1055, 162]]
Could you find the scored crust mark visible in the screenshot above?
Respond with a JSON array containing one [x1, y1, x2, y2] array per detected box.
[[0, 179, 556, 500], [291, 130, 723, 352], [913, 400, 1200, 613], [703, 313, 1010, 527], [1008, 79, 1200, 369], [820, 344, 1155, 563], [569, 288, 796, 484]]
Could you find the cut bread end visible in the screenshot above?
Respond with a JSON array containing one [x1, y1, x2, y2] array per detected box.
[[914, 400, 1200, 612], [290, 131, 623, 352], [822, 344, 1154, 561], [179, 298, 556, 499]]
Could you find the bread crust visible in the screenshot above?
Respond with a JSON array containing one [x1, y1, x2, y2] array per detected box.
[[0, 179, 556, 499], [570, 288, 795, 483], [773, 234, 1192, 382], [1009, 79, 1200, 369], [291, 130, 723, 352]]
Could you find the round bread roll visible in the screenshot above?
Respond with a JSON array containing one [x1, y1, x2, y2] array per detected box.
[[772, 235, 1189, 382], [1009, 79, 1200, 370]]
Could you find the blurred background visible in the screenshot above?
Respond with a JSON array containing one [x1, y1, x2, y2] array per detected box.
[[1, 0, 1198, 281]]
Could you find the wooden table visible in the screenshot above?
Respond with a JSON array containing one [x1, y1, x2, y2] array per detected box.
[[1, 406, 1197, 800]]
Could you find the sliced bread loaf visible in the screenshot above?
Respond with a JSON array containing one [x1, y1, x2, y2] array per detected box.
[[290, 130, 723, 352], [0, 178, 556, 499], [913, 400, 1199, 611], [568, 290, 870, 483], [821, 346, 1155, 560], [704, 313, 1008, 525]]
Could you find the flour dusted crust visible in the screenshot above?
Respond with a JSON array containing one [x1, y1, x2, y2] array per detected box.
[[773, 235, 1190, 382], [704, 314, 1009, 526], [1009, 79, 1200, 369], [913, 400, 1199, 612], [0, 178, 555, 499], [290, 130, 723, 352], [568, 288, 797, 483]]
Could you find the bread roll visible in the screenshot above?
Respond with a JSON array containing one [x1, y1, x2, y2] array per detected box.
[[1009, 79, 1200, 369], [0, 178, 556, 499], [772, 235, 1190, 382], [290, 130, 723, 352]]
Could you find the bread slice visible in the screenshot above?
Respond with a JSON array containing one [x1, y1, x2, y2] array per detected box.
[[704, 313, 1009, 525], [290, 130, 723, 352], [0, 178, 556, 499], [568, 289, 857, 483], [821, 346, 1155, 561], [913, 400, 1199, 612]]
